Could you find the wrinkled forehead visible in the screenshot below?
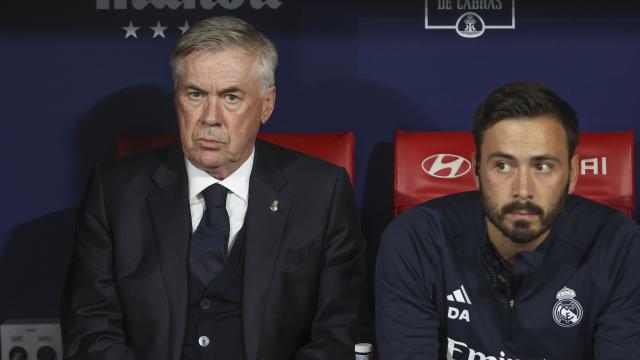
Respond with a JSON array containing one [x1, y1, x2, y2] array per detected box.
[[176, 49, 261, 84]]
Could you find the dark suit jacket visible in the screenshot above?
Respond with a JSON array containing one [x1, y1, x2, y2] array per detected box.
[[61, 140, 372, 360]]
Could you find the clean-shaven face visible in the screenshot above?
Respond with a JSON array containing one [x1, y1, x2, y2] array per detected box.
[[174, 49, 276, 179]]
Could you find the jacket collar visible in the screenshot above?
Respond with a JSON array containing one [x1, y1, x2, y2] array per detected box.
[[147, 143, 191, 360], [242, 140, 291, 360]]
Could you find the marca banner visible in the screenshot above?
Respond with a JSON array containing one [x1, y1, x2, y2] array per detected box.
[[0, 0, 289, 35], [95, 0, 282, 10], [107, 0, 283, 39]]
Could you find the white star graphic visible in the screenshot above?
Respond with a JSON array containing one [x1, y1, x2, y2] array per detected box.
[[178, 21, 190, 35], [122, 21, 140, 39], [150, 21, 168, 39]]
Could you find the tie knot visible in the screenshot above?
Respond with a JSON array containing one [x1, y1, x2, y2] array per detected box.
[[202, 183, 228, 208]]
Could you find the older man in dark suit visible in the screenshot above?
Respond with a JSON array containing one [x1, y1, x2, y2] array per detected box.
[[61, 16, 371, 360]]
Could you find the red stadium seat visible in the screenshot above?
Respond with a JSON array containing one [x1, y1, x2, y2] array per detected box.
[[117, 133, 180, 157], [394, 130, 635, 218], [117, 132, 356, 185]]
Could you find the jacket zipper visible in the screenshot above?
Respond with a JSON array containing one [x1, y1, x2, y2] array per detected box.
[[507, 298, 515, 340], [507, 272, 532, 340]]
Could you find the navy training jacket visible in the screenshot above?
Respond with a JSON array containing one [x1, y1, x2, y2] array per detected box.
[[376, 192, 640, 360]]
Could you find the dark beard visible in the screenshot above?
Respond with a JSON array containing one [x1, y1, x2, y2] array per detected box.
[[481, 182, 569, 244]]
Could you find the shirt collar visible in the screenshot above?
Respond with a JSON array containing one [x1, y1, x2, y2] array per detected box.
[[186, 147, 254, 202], [479, 218, 558, 297]]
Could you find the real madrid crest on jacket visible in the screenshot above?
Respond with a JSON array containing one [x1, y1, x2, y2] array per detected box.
[[552, 287, 582, 328], [376, 191, 640, 360]]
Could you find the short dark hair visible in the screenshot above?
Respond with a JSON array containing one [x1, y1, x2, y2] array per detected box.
[[472, 82, 580, 162]]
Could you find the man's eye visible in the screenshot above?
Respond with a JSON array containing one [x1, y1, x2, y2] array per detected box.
[[496, 162, 511, 172], [536, 163, 552, 173], [187, 91, 203, 99], [225, 94, 239, 103]]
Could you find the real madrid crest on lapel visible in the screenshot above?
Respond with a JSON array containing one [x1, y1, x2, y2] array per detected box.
[[270, 200, 279, 212], [552, 287, 583, 327]]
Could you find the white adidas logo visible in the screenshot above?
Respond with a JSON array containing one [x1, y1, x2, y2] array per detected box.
[[447, 284, 472, 304], [447, 285, 471, 322]]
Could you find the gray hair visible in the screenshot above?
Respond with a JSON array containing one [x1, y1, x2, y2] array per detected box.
[[170, 16, 278, 96]]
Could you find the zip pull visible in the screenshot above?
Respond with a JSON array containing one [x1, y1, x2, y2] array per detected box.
[[509, 299, 515, 308]]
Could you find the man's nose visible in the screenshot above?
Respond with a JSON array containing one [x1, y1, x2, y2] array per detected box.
[[513, 168, 534, 200], [201, 98, 221, 125]]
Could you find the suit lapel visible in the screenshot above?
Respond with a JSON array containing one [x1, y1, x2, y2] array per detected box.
[[243, 141, 291, 360], [146, 144, 191, 360]]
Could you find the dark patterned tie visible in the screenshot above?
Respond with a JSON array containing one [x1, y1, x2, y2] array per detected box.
[[189, 183, 230, 285]]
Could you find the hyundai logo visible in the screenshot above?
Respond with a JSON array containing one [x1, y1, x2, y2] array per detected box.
[[421, 154, 472, 179]]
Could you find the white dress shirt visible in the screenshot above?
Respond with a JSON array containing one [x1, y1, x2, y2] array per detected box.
[[186, 148, 254, 251]]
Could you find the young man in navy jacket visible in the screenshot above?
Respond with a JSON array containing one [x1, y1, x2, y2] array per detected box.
[[376, 82, 640, 360]]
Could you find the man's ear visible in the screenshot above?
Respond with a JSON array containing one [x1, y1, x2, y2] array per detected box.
[[260, 85, 276, 125], [568, 153, 580, 194]]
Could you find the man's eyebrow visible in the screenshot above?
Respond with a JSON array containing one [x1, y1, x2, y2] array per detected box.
[[487, 151, 562, 163], [184, 84, 206, 93], [531, 154, 561, 162], [487, 151, 515, 160], [218, 86, 245, 95]]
